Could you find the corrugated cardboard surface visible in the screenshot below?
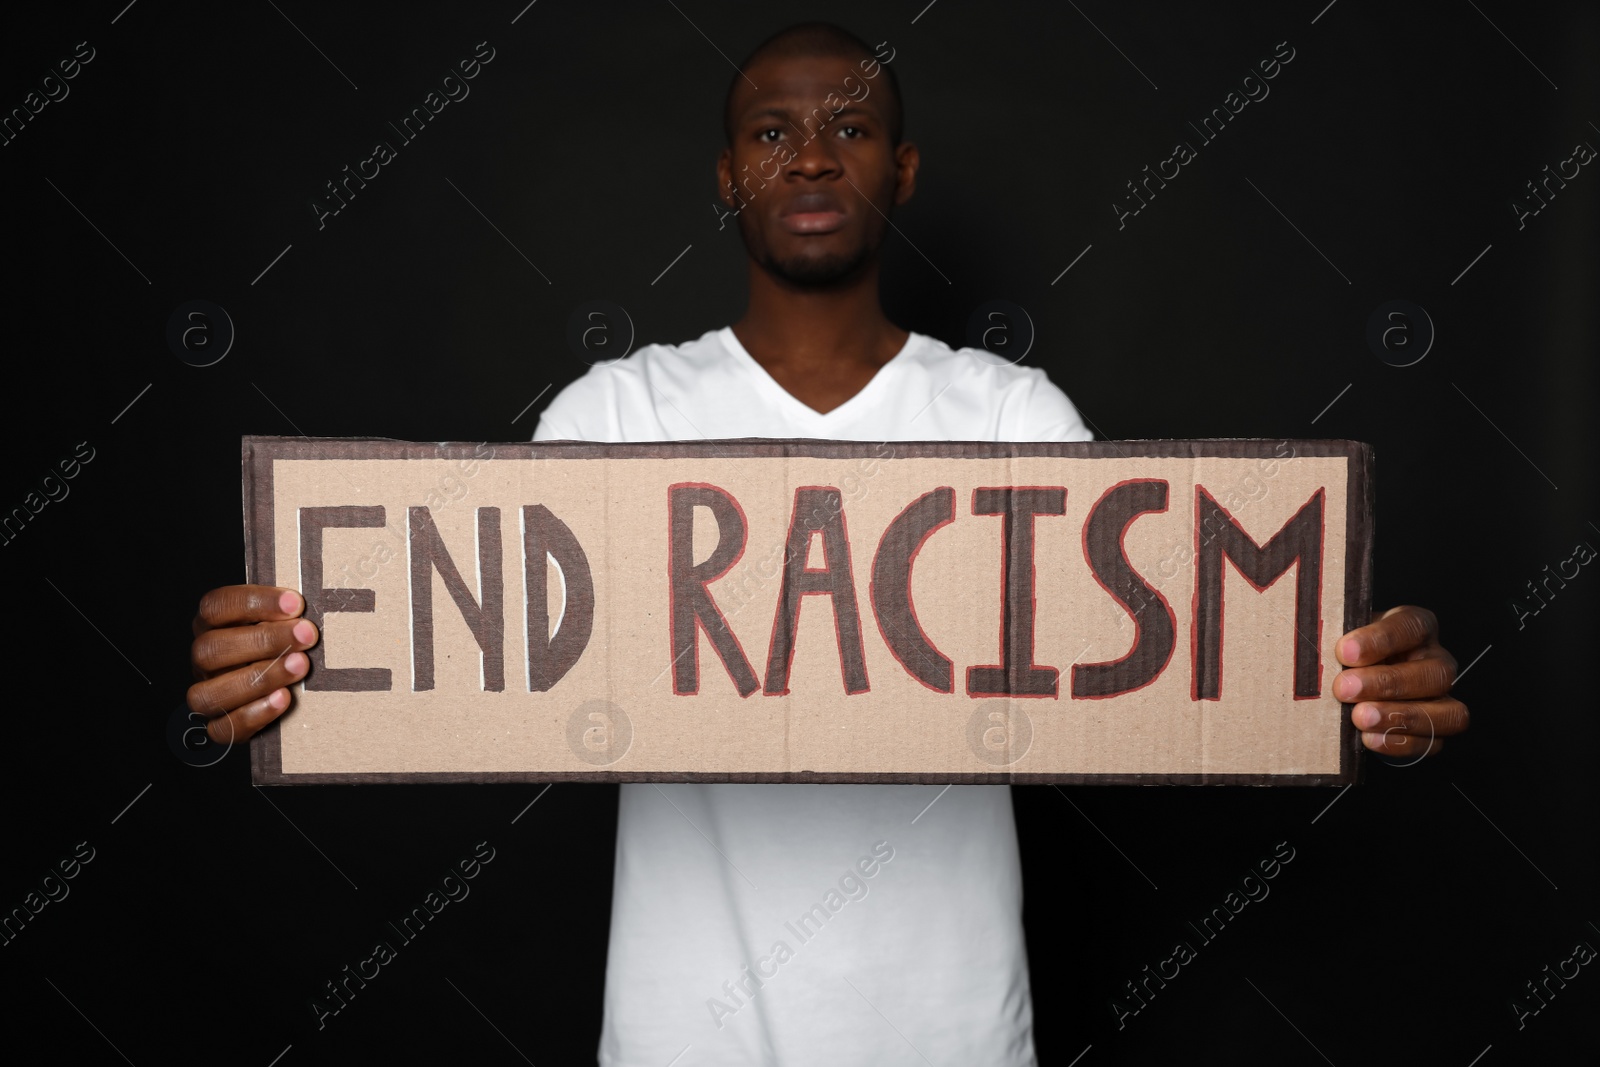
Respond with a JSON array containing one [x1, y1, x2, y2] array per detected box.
[[245, 438, 1371, 786]]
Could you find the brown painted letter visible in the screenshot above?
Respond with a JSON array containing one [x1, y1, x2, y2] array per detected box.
[[870, 487, 955, 693], [764, 487, 870, 695], [967, 488, 1066, 698], [408, 506, 504, 692], [669, 484, 759, 697], [300, 505, 392, 691], [522, 504, 594, 692], [1072, 480, 1176, 698], [1192, 487, 1324, 699]]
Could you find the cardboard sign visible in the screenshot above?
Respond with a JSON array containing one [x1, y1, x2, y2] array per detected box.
[[243, 437, 1371, 786]]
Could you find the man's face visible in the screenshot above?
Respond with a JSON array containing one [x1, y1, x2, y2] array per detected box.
[[719, 53, 916, 287]]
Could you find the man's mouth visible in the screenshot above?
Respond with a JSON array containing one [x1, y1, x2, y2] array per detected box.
[[779, 194, 847, 235]]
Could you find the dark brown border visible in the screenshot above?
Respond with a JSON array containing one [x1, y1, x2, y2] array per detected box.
[[245, 436, 1372, 788]]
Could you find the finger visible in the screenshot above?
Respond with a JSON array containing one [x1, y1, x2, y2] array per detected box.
[[1352, 698, 1470, 737], [204, 688, 293, 745], [1397, 641, 1448, 663], [187, 650, 309, 717], [1360, 729, 1444, 760], [1333, 656, 1455, 702], [1336, 605, 1438, 667], [1390, 639, 1459, 677], [192, 618, 319, 675], [193, 586, 304, 635]]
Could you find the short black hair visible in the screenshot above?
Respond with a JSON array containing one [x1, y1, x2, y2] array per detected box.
[[722, 22, 904, 147]]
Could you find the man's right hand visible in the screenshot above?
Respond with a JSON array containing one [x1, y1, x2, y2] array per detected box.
[[188, 586, 320, 744]]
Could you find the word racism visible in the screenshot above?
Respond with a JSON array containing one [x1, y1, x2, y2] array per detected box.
[[1, 841, 95, 947], [0, 40, 95, 148], [1115, 40, 1296, 230], [714, 39, 897, 231], [1510, 140, 1596, 230], [708, 841, 895, 1029], [311, 42, 497, 230], [1510, 936, 1594, 1030], [1510, 539, 1595, 629], [2, 440, 96, 548], [298, 479, 1328, 701], [309, 841, 496, 1028], [1112, 841, 1297, 1028]]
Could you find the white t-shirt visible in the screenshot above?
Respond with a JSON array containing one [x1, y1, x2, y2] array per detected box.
[[534, 326, 1091, 1066]]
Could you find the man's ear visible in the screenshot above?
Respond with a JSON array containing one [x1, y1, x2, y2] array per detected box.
[[715, 147, 741, 210], [893, 141, 920, 205]]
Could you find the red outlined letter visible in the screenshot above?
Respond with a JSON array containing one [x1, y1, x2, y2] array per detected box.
[[1071, 479, 1177, 699], [764, 486, 870, 695], [967, 487, 1066, 698], [668, 483, 759, 697], [1191, 486, 1325, 700], [870, 487, 956, 693]]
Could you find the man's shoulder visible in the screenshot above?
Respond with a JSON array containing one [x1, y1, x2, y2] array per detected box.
[[569, 327, 728, 390], [905, 333, 1092, 442], [908, 331, 1056, 391], [907, 332, 1080, 414], [532, 328, 730, 440]]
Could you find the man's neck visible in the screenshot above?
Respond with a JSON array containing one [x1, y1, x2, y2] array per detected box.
[[730, 259, 909, 415]]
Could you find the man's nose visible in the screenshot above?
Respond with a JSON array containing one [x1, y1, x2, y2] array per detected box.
[[787, 127, 841, 176]]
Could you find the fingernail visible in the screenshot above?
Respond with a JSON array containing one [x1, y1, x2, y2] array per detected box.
[[1353, 704, 1379, 729], [1339, 638, 1360, 663], [1335, 674, 1361, 701], [1361, 731, 1384, 749], [286, 652, 308, 676], [293, 620, 316, 645], [269, 688, 290, 710], [279, 591, 302, 615]]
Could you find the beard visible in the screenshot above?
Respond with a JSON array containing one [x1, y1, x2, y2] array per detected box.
[[756, 241, 874, 287], [739, 206, 881, 288]]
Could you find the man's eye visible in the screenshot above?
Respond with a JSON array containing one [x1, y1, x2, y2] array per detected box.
[[758, 128, 784, 142], [838, 126, 864, 138]]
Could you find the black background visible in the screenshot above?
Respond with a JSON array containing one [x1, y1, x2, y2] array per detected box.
[[2, 1, 1595, 1064]]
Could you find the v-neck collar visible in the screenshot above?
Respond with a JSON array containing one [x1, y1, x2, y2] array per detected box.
[[718, 326, 921, 427]]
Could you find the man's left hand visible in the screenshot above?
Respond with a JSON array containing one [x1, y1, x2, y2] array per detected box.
[[1334, 605, 1468, 759]]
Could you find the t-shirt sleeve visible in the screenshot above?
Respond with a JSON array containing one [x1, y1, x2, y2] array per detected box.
[[531, 370, 611, 443], [1020, 369, 1094, 443], [530, 407, 572, 442]]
